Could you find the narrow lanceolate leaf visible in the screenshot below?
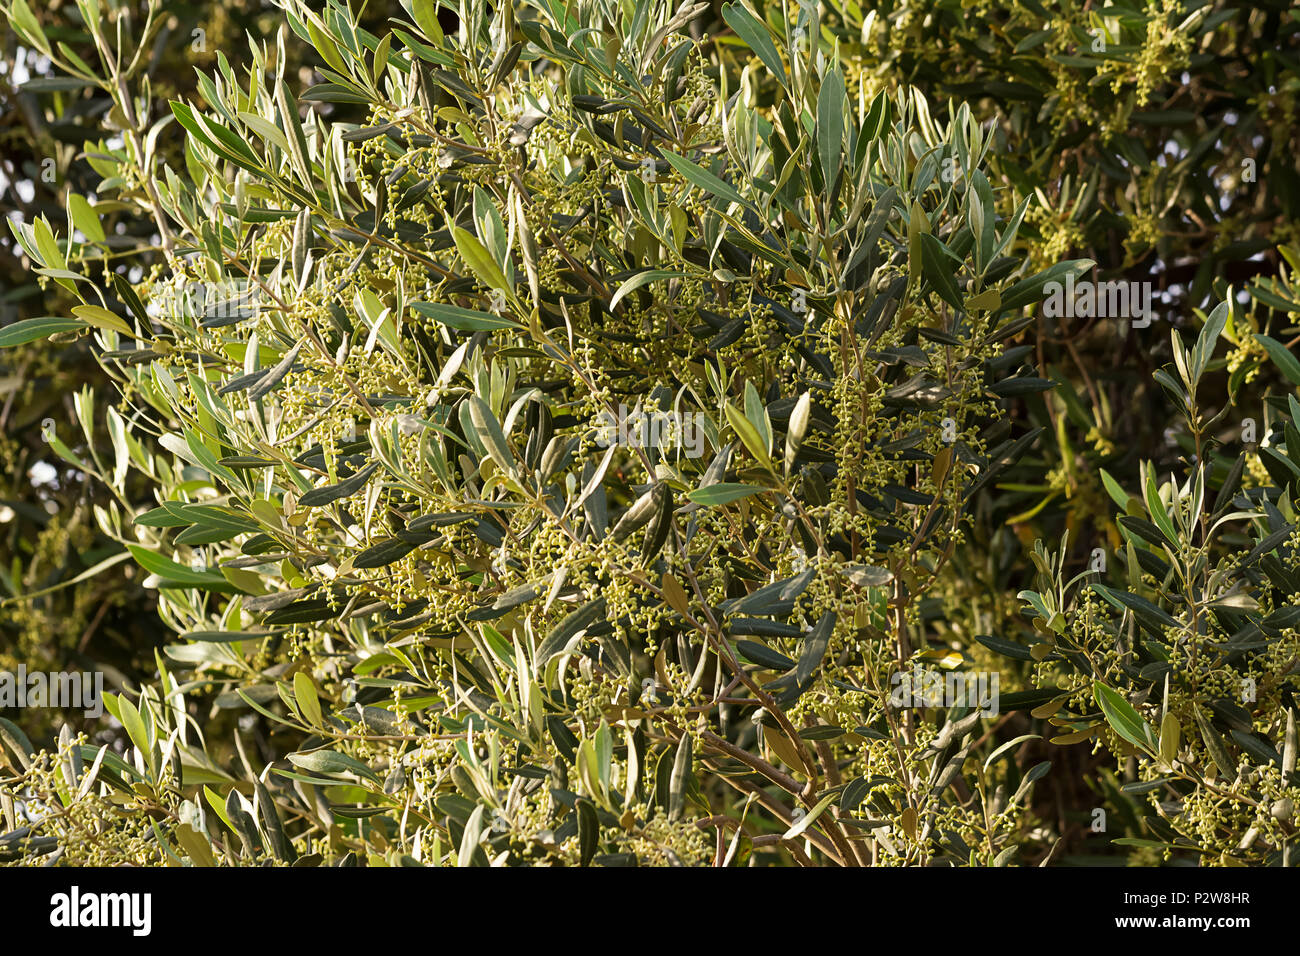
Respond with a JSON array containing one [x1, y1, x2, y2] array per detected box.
[[353, 536, 418, 569], [862, 89, 890, 142], [667, 732, 693, 822], [609, 270, 690, 312], [116, 695, 150, 758], [998, 259, 1094, 313], [468, 395, 515, 474], [1255, 334, 1300, 386], [536, 596, 607, 665], [919, 234, 964, 311], [736, 641, 796, 671], [1094, 682, 1154, 752], [410, 301, 523, 331], [721, 2, 787, 87], [795, 611, 835, 687], [291, 208, 311, 287], [247, 342, 303, 400], [817, 65, 845, 190], [1159, 712, 1180, 766], [1091, 583, 1178, 637], [641, 483, 674, 564], [686, 483, 763, 506], [298, 461, 379, 506], [610, 485, 662, 542], [657, 149, 747, 208], [576, 797, 598, 866], [1285, 709, 1297, 776], [181, 630, 278, 643], [288, 750, 380, 784], [783, 791, 837, 840], [293, 672, 323, 729], [253, 777, 297, 863], [71, 304, 132, 335], [0, 317, 87, 347], [68, 193, 105, 243], [126, 545, 234, 589], [1195, 708, 1235, 779], [452, 226, 510, 293], [725, 401, 772, 469], [111, 273, 149, 322]]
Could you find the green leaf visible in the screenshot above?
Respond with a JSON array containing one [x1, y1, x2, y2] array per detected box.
[[974, 634, 1035, 662], [32, 216, 64, 270], [1193, 301, 1228, 379], [576, 797, 599, 866], [71, 304, 132, 336], [969, 169, 996, 269], [536, 596, 607, 666], [919, 234, 964, 310], [410, 301, 523, 331], [1255, 334, 1300, 386], [724, 400, 772, 469], [112, 273, 150, 323], [657, 149, 747, 208], [783, 791, 837, 840], [817, 65, 845, 190], [999, 259, 1094, 313], [126, 545, 239, 590], [117, 695, 151, 758], [0, 317, 87, 347], [1158, 711, 1180, 765], [452, 226, 510, 294], [1091, 583, 1179, 636], [69, 194, 105, 243], [862, 89, 890, 143], [735, 640, 796, 670], [1094, 682, 1155, 752], [743, 380, 771, 453], [667, 732, 693, 822], [0, 717, 35, 767], [794, 612, 835, 686], [289, 750, 381, 784], [180, 630, 277, 643], [299, 462, 379, 506], [1143, 470, 1179, 549], [468, 395, 516, 475], [609, 270, 690, 312], [1098, 468, 1133, 512], [983, 734, 1042, 771], [410, 0, 445, 42], [721, 2, 787, 88], [353, 537, 419, 569], [686, 483, 763, 505], [1230, 729, 1281, 767], [1195, 709, 1236, 779], [7, 0, 47, 50], [253, 777, 297, 862]]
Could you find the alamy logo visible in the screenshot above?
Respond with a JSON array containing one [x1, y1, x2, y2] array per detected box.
[[890, 666, 1000, 717], [0, 667, 103, 717], [153, 278, 261, 322], [49, 886, 151, 936], [594, 404, 706, 457], [1042, 270, 1155, 328]]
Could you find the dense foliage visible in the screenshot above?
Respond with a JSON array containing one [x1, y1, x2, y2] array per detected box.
[[2, 0, 1300, 867]]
